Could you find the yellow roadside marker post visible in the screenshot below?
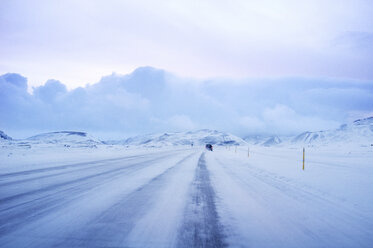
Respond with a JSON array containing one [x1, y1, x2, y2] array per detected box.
[[303, 147, 305, 170]]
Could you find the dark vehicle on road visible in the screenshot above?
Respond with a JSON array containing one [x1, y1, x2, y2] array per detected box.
[[205, 144, 213, 151]]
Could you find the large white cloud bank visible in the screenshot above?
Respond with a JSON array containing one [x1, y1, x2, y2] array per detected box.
[[1, 67, 372, 139]]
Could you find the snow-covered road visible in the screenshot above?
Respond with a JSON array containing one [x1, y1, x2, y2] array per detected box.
[[1, 146, 372, 247]]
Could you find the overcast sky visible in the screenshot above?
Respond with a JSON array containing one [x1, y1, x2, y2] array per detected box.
[[1, 1, 373, 139], [1, 0, 373, 88], [1, 68, 373, 139]]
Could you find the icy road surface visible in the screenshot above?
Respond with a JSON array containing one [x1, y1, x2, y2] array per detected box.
[[0, 146, 373, 247]]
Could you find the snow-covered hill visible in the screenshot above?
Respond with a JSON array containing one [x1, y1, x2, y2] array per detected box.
[[244, 135, 270, 145], [0, 130, 12, 141], [291, 117, 373, 146], [262, 136, 282, 147], [114, 129, 247, 147], [244, 135, 283, 146], [244, 117, 373, 147], [26, 131, 103, 147]]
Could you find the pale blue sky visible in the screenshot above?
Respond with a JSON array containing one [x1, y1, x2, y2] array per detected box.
[[1, 0, 373, 89], [1, 1, 373, 138]]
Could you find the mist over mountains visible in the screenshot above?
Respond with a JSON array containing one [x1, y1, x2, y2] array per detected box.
[[1, 67, 373, 139]]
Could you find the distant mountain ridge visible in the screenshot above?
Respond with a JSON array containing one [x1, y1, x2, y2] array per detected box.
[[246, 117, 373, 147], [27, 131, 103, 146], [1, 116, 371, 148], [291, 117, 373, 146], [262, 136, 282, 147], [111, 129, 247, 147], [353, 117, 373, 126]]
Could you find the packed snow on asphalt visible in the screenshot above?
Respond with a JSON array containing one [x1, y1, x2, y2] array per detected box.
[[0, 144, 373, 247]]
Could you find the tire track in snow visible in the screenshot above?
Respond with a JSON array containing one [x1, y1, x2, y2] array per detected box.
[[0, 149, 184, 184], [214, 156, 373, 247], [177, 152, 226, 248], [0, 151, 188, 236], [50, 152, 198, 248], [216, 156, 371, 225], [0, 153, 172, 206], [0, 154, 151, 179]]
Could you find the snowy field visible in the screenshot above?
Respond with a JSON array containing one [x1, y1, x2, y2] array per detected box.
[[0, 144, 373, 247]]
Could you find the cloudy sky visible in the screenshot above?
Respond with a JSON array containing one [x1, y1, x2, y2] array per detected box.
[[1, 0, 373, 138], [1, 67, 372, 139]]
